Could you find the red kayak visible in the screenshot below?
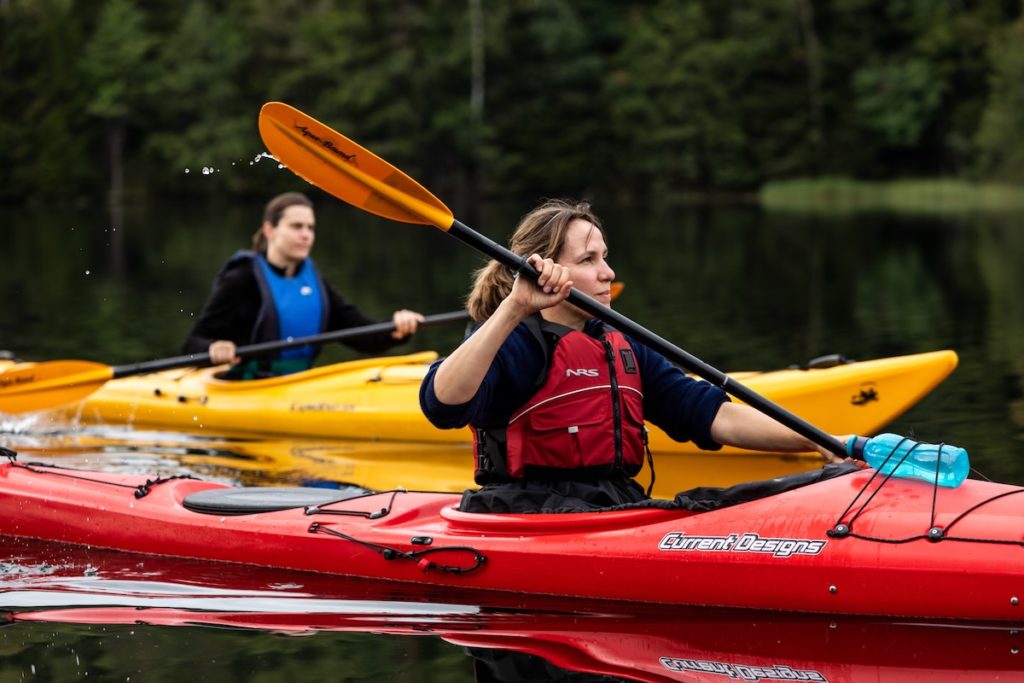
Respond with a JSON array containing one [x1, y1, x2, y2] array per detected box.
[[1, 450, 1023, 622], [3, 538, 1020, 682]]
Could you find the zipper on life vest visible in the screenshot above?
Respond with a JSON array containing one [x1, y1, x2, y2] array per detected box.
[[601, 335, 623, 471]]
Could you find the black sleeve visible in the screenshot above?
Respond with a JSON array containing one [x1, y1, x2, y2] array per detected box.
[[323, 280, 407, 354], [181, 265, 263, 354]]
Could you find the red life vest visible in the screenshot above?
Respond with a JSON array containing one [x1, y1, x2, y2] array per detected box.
[[473, 319, 647, 483]]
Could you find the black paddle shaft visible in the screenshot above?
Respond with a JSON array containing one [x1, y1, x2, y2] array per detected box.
[[447, 220, 846, 457], [110, 311, 470, 379]]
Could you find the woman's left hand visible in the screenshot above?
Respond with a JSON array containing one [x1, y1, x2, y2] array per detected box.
[[391, 309, 425, 339], [816, 435, 868, 467]]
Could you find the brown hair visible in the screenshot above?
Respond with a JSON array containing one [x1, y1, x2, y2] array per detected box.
[[251, 192, 314, 252], [466, 199, 603, 321]]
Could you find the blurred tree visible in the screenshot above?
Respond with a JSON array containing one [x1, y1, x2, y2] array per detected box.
[[239, 0, 478, 200], [80, 0, 156, 210], [144, 2, 251, 194], [0, 0, 1021, 203], [974, 17, 1024, 181], [0, 0, 94, 204], [852, 58, 943, 148], [484, 0, 610, 197], [607, 0, 811, 193], [824, 0, 1014, 176]]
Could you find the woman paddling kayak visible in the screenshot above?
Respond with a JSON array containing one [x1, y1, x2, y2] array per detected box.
[[183, 191, 425, 379], [420, 199, 854, 513]]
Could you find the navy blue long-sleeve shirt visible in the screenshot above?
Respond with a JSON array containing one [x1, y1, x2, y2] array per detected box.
[[419, 318, 729, 450]]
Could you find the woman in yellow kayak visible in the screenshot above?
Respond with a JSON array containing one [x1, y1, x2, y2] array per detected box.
[[183, 191, 424, 379], [420, 199, 851, 513]]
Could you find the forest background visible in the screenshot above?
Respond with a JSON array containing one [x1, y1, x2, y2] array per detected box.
[[2, 0, 1023, 211]]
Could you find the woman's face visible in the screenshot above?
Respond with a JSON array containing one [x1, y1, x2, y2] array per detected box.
[[556, 218, 615, 306], [265, 204, 315, 265]]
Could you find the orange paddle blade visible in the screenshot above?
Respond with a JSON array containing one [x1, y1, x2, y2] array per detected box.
[[610, 282, 624, 302], [0, 360, 114, 414], [258, 102, 454, 229]]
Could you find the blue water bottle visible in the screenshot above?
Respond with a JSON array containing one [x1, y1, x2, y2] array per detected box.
[[846, 433, 970, 488]]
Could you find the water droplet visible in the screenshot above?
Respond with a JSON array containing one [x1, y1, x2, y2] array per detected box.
[[85, 270, 91, 275], [184, 168, 190, 174]]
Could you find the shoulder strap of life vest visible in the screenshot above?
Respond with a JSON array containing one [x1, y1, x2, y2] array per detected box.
[[520, 314, 578, 392]]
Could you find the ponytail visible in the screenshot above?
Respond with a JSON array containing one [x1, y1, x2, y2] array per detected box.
[[467, 260, 516, 322], [251, 228, 267, 252]]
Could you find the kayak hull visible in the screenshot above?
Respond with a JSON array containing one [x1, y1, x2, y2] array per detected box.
[[1, 458, 1020, 621], [60, 350, 959, 454]]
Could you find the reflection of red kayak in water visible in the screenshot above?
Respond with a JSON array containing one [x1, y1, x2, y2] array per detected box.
[[11, 605, 1022, 682], [3, 538, 1019, 682], [2, 453, 1024, 621]]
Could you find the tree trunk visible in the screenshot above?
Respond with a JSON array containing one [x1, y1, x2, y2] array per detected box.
[[469, 0, 485, 199], [107, 120, 126, 277], [795, 0, 823, 173]]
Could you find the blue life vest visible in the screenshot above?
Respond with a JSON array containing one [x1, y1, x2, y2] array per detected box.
[[222, 250, 328, 377], [252, 253, 326, 361]]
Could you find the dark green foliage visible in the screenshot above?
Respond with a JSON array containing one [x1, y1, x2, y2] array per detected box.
[[143, 2, 251, 192], [607, 0, 814, 192], [0, 0, 1020, 205], [975, 17, 1024, 181], [0, 0, 95, 203]]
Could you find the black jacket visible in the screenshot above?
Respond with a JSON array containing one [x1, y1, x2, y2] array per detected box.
[[182, 256, 404, 356]]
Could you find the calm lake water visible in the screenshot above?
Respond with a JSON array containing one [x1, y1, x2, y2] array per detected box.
[[1, 197, 1023, 680]]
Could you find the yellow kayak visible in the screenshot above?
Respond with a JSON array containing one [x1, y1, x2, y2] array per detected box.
[[7, 430, 822, 497], [59, 349, 959, 455]]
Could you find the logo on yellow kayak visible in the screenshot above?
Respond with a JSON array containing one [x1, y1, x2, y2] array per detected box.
[[658, 532, 827, 558], [851, 384, 879, 406], [290, 402, 357, 413]]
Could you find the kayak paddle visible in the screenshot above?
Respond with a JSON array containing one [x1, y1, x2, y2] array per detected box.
[[258, 102, 848, 456], [0, 310, 469, 414]]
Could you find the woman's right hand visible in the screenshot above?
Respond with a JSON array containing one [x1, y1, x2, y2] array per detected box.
[[433, 254, 571, 406], [507, 254, 573, 315], [208, 340, 239, 365]]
